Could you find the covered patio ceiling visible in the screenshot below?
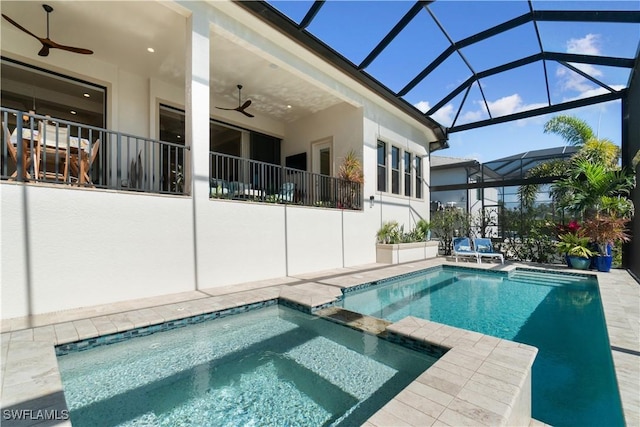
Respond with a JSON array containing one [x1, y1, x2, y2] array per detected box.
[[239, 0, 640, 134], [0, 1, 346, 124]]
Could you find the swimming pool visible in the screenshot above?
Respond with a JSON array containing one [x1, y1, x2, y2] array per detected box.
[[57, 304, 437, 426], [342, 266, 624, 427]]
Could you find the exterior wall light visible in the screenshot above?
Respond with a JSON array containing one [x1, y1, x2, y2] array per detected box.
[[369, 195, 375, 208]]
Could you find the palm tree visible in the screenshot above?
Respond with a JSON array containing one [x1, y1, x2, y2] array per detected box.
[[518, 115, 622, 210], [552, 158, 635, 219], [518, 158, 568, 209], [543, 115, 594, 146]]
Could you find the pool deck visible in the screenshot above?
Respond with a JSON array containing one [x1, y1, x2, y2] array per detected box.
[[1, 258, 638, 426]]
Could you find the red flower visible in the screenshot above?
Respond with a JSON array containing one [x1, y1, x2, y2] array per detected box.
[[567, 220, 581, 232]]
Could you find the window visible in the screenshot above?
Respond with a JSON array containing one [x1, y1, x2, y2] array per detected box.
[[404, 151, 412, 197], [1, 58, 106, 131], [415, 156, 422, 199], [377, 141, 386, 192], [391, 146, 400, 194]]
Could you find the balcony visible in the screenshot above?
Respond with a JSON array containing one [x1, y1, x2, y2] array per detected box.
[[210, 153, 362, 210], [1, 108, 189, 195], [1, 109, 362, 210]]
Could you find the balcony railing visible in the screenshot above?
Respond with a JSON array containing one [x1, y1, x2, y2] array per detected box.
[[210, 152, 362, 210], [1, 108, 189, 195]]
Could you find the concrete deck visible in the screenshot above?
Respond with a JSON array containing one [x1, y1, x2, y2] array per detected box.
[[1, 258, 638, 426]]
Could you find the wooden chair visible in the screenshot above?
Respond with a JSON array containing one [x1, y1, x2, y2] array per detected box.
[[3, 121, 33, 180], [37, 121, 69, 182], [67, 139, 100, 185]]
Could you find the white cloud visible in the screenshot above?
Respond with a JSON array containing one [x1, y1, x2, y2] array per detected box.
[[557, 34, 604, 94], [562, 84, 626, 102], [567, 33, 600, 55], [414, 100, 455, 126], [414, 101, 430, 114], [431, 104, 455, 125], [461, 110, 485, 122], [486, 94, 523, 117], [456, 95, 546, 125]]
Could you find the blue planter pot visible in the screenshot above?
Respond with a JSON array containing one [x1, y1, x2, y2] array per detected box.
[[568, 256, 591, 270], [595, 255, 613, 272]]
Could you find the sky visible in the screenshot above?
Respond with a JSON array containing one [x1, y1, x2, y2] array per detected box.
[[268, 0, 639, 163]]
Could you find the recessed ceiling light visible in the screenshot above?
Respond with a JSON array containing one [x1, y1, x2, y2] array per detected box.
[[83, 93, 90, 98], [147, 47, 155, 53], [70, 110, 77, 115], [286, 105, 292, 109], [177, 135, 181, 139]]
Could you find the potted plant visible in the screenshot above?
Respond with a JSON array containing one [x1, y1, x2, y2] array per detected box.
[[556, 232, 595, 270], [582, 214, 630, 272], [376, 220, 439, 263], [337, 150, 364, 209]]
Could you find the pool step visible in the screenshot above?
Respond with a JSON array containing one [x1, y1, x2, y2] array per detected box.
[[314, 307, 391, 337], [509, 270, 591, 287]]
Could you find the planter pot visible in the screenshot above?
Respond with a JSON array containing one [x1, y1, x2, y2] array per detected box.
[[595, 255, 613, 272], [567, 256, 591, 270], [565, 254, 572, 268], [376, 241, 440, 264]]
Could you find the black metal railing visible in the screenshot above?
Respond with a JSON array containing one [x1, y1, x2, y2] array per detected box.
[[209, 152, 362, 210], [1, 108, 189, 195]]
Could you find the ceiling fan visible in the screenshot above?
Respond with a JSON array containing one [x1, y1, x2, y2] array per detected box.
[[2, 4, 93, 57], [215, 85, 254, 118]]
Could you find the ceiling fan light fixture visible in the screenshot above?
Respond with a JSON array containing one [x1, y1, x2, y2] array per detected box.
[[1, 4, 93, 57], [215, 84, 254, 118]]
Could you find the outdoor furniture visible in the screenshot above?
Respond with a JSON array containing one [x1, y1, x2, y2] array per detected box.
[[66, 139, 100, 185], [37, 122, 96, 185], [473, 237, 504, 264], [6, 125, 38, 180], [278, 182, 295, 202], [37, 121, 69, 182], [452, 237, 480, 263]]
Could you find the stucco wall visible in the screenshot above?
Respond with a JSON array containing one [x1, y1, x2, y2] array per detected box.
[[1, 183, 378, 319], [1, 184, 195, 318]]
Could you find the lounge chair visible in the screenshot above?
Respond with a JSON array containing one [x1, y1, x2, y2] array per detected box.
[[473, 237, 504, 264], [453, 237, 480, 263], [277, 182, 295, 202]]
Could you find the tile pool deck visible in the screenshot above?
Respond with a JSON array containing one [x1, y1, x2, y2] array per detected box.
[[1, 258, 638, 426]]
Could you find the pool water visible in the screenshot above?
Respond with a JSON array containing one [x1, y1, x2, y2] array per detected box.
[[342, 267, 624, 427], [57, 305, 437, 427]]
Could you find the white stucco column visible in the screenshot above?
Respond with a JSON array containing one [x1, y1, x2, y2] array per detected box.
[[185, 9, 210, 290], [185, 11, 210, 197]]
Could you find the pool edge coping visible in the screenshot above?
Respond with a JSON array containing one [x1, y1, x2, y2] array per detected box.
[[2, 260, 636, 426]]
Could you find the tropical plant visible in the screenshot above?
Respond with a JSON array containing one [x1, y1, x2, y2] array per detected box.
[[552, 158, 635, 218], [337, 149, 364, 184], [556, 232, 595, 259], [430, 207, 471, 255], [337, 149, 363, 209], [519, 115, 629, 212], [172, 164, 184, 193], [543, 115, 594, 146], [576, 138, 620, 169], [498, 206, 557, 263], [415, 219, 431, 241], [376, 219, 432, 244], [581, 214, 630, 256], [376, 221, 400, 244], [518, 158, 569, 208]]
